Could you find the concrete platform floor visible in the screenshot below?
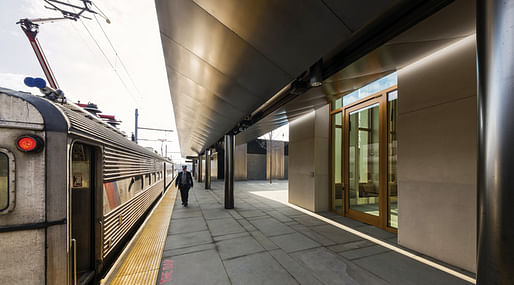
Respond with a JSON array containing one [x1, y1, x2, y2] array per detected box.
[[156, 180, 474, 285]]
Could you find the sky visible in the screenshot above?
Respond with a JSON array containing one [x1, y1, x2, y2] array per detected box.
[[0, 0, 183, 162]]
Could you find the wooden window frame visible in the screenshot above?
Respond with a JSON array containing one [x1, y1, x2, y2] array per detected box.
[[329, 86, 398, 234]]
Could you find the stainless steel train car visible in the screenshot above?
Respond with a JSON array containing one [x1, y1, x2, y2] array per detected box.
[[0, 87, 175, 285]]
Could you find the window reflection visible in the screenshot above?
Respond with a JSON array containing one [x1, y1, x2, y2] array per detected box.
[[388, 90, 398, 228], [349, 103, 380, 216], [332, 72, 397, 108], [331, 112, 343, 213]]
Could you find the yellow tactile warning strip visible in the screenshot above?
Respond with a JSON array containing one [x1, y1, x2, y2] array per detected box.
[[109, 185, 177, 285]]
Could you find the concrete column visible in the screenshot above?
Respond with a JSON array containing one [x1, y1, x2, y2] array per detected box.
[[477, 0, 514, 283], [198, 154, 203, 182], [205, 149, 211, 189], [224, 134, 234, 209]]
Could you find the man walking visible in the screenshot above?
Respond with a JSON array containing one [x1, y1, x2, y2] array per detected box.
[[176, 165, 194, 207]]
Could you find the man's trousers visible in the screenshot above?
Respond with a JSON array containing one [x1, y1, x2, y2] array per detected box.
[[179, 185, 191, 204]]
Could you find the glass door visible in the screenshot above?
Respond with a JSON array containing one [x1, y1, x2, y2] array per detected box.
[[71, 143, 96, 284], [344, 96, 386, 227], [330, 86, 398, 232]]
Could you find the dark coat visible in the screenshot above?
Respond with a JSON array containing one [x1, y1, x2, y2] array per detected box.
[[175, 171, 193, 188]]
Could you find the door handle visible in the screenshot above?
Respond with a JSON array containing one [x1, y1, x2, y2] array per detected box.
[[98, 218, 104, 261], [71, 238, 77, 285]]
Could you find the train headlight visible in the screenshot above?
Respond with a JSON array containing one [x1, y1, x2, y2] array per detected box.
[[16, 135, 44, 153]]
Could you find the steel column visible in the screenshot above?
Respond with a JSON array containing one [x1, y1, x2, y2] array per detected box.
[[205, 149, 211, 189], [198, 154, 203, 182], [224, 135, 234, 209], [477, 0, 514, 283], [192, 159, 196, 178]]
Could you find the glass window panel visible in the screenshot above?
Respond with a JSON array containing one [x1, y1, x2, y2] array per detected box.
[[388, 91, 398, 228], [144, 174, 150, 187], [103, 175, 146, 214], [343, 72, 397, 107], [332, 97, 343, 110], [331, 112, 343, 213], [349, 103, 380, 216], [0, 153, 9, 211], [71, 144, 91, 189]]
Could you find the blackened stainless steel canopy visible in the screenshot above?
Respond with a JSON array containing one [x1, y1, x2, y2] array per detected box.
[[155, 0, 473, 156]]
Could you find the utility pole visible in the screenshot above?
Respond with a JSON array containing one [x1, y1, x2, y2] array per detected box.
[[134, 108, 138, 143]]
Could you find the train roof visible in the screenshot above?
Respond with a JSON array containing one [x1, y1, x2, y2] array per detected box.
[[0, 87, 168, 161]]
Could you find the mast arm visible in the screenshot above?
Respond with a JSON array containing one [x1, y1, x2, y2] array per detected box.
[[18, 19, 60, 89]]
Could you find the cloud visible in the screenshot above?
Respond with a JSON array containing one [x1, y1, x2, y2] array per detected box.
[[0, 72, 33, 92]]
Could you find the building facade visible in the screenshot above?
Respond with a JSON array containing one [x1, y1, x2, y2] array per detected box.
[[288, 34, 477, 273]]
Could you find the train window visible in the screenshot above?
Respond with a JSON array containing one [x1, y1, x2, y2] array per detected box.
[[134, 176, 142, 191], [0, 149, 15, 214], [144, 174, 150, 187], [71, 144, 91, 189], [103, 176, 145, 214], [0, 153, 9, 211]]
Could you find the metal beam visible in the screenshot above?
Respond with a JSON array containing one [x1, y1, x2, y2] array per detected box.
[[477, 0, 514, 283], [224, 135, 234, 209]]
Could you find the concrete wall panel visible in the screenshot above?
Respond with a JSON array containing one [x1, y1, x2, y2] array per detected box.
[[234, 143, 247, 180], [247, 153, 266, 180], [289, 105, 329, 212], [397, 37, 477, 272]]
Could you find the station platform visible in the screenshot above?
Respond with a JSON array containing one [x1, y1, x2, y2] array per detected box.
[[108, 180, 475, 285]]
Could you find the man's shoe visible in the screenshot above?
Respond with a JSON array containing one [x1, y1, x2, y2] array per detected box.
[[184, 203, 188, 207]]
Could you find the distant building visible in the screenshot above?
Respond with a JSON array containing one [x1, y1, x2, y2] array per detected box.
[[196, 139, 288, 181]]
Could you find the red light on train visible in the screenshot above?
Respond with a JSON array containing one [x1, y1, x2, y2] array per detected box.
[[16, 135, 44, 152]]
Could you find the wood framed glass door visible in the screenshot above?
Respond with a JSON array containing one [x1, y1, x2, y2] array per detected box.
[[330, 86, 398, 232], [344, 95, 386, 227]]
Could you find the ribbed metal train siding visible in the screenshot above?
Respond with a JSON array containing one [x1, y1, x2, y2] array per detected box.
[[102, 181, 163, 257], [59, 105, 167, 258], [61, 105, 163, 180], [104, 146, 161, 181]]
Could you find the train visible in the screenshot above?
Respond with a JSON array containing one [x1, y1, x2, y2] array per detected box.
[[0, 86, 176, 284]]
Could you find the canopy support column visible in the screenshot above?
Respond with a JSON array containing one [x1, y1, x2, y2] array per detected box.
[[477, 0, 514, 283], [224, 134, 234, 209], [205, 149, 211, 189], [197, 154, 203, 182]]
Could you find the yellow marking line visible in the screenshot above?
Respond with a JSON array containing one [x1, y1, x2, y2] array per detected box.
[[101, 184, 177, 285], [250, 190, 476, 284]]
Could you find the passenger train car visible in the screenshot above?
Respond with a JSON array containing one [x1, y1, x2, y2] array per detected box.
[[0, 87, 175, 284]]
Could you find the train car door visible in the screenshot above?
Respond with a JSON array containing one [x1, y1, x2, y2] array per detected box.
[[71, 143, 95, 284]]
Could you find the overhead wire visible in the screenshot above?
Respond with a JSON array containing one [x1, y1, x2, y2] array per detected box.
[[63, 0, 140, 104], [91, 1, 110, 23], [79, 18, 140, 104], [93, 14, 144, 100]]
